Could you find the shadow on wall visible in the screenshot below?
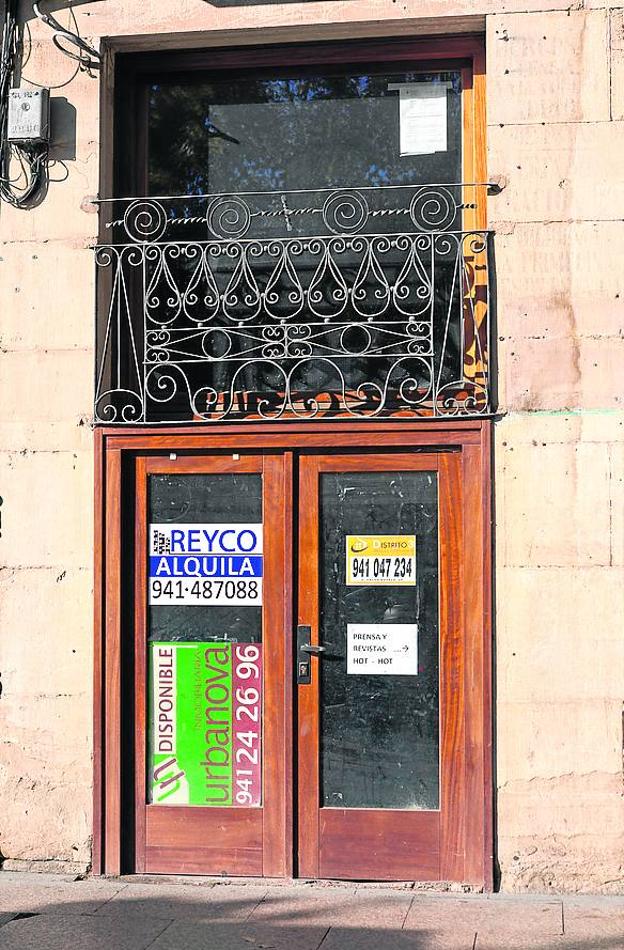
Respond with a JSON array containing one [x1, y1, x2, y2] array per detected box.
[[48, 97, 76, 161], [198, 0, 343, 5], [15, 0, 105, 25], [18, 0, 332, 16]]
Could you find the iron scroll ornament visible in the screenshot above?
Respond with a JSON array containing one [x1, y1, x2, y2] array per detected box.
[[94, 184, 491, 424], [116, 185, 466, 244]]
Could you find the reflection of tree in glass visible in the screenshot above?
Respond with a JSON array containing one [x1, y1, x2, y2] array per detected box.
[[148, 70, 461, 197], [144, 68, 464, 422]]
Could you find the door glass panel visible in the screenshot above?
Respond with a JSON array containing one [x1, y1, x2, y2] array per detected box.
[[319, 470, 439, 810], [147, 473, 263, 807]]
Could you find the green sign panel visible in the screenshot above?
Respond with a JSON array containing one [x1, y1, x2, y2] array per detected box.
[[149, 641, 262, 807]]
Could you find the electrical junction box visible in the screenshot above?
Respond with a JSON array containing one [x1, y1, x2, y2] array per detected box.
[[7, 88, 50, 143]]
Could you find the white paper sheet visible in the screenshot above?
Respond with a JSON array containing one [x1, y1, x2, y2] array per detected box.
[[347, 623, 418, 676], [388, 82, 449, 156]]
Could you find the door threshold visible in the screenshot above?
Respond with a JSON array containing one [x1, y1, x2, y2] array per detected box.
[[112, 874, 480, 893]]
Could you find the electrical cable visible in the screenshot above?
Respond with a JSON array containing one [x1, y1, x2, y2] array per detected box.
[[21, 19, 82, 90], [32, 2, 101, 74], [1, 1, 99, 207], [0, 0, 48, 207], [1, 0, 101, 208]]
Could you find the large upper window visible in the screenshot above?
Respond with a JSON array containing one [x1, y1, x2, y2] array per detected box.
[[147, 67, 462, 198], [94, 48, 490, 425]]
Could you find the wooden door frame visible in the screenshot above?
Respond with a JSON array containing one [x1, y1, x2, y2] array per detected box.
[[94, 30, 489, 883], [93, 418, 493, 888]]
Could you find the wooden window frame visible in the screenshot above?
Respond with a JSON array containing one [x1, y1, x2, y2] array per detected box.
[[100, 34, 486, 228]]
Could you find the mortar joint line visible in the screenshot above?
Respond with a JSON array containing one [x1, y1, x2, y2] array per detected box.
[[315, 925, 332, 950], [244, 891, 270, 921], [89, 880, 130, 914], [402, 893, 416, 929], [494, 6, 610, 17], [0, 913, 17, 932], [143, 918, 176, 950]]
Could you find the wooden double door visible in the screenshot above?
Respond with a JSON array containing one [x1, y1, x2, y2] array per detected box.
[[130, 440, 491, 885]]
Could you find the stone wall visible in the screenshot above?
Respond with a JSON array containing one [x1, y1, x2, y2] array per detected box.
[[0, 0, 622, 891], [489, 8, 624, 892]]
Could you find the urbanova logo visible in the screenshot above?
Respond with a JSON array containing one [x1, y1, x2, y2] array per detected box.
[[152, 645, 189, 804], [153, 757, 186, 803]]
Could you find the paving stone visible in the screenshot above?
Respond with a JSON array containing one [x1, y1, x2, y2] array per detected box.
[[0, 876, 621, 950], [0, 878, 127, 916], [0, 913, 171, 950], [149, 919, 330, 950], [474, 937, 559, 949], [249, 888, 413, 928], [475, 936, 623, 950], [405, 896, 563, 937], [563, 897, 624, 922], [94, 882, 268, 920], [266, 882, 359, 895], [561, 900, 624, 945], [0, 874, 79, 886], [321, 926, 477, 950]]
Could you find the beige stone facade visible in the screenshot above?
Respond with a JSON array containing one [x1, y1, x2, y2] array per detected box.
[[0, 0, 622, 893]]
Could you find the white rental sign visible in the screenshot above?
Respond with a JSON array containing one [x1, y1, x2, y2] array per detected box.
[[149, 523, 263, 605], [347, 623, 418, 676]]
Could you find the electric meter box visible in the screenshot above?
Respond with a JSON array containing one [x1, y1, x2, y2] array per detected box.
[[7, 88, 50, 143]]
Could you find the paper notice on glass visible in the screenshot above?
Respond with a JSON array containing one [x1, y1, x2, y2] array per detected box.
[[347, 623, 418, 676], [388, 82, 449, 156]]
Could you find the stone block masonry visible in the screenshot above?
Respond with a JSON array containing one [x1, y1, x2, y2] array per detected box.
[[0, 0, 623, 891]]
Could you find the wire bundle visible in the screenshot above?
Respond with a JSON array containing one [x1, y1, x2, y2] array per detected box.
[[0, 2, 100, 208], [32, 2, 101, 73], [0, 0, 48, 208]]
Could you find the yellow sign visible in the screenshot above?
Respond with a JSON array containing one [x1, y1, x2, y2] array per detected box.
[[346, 535, 416, 586]]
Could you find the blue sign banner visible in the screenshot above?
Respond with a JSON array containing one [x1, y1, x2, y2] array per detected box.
[[149, 522, 264, 605], [149, 555, 263, 578]]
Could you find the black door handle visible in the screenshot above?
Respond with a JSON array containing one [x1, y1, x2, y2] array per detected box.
[[297, 624, 326, 684]]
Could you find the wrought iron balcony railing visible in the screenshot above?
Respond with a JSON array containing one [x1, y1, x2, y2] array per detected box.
[[94, 183, 492, 424]]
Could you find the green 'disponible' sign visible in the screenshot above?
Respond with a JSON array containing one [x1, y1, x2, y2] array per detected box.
[[149, 641, 262, 807]]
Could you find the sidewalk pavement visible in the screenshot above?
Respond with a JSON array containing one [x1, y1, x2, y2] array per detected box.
[[0, 872, 622, 949]]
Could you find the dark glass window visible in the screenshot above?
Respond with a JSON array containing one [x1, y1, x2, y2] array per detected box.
[[148, 68, 461, 200], [319, 470, 439, 810]]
